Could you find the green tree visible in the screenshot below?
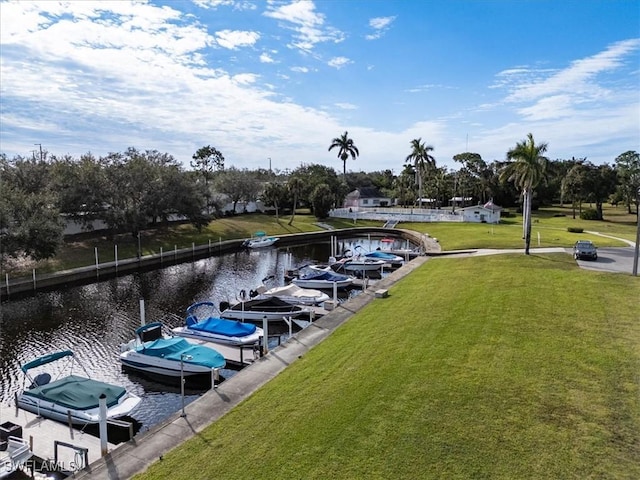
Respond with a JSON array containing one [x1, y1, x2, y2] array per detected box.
[[614, 150, 640, 214], [261, 182, 287, 221], [0, 155, 63, 263], [287, 175, 303, 225], [311, 183, 333, 219], [499, 133, 549, 255], [581, 162, 617, 220], [561, 161, 586, 219], [192, 146, 225, 215], [405, 138, 436, 208], [328, 131, 359, 178], [214, 167, 261, 213]]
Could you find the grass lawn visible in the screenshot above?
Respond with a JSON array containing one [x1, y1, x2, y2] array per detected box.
[[134, 254, 640, 479], [4, 203, 636, 276], [402, 204, 637, 251]]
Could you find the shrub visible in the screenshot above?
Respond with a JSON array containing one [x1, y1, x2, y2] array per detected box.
[[580, 208, 599, 220], [568, 227, 584, 233]]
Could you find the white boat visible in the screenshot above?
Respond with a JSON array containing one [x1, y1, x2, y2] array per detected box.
[[292, 269, 354, 289], [120, 323, 226, 379], [353, 245, 405, 266], [172, 301, 263, 345], [252, 283, 330, 306], [0, 436, 32, 479], [242, 231, 279, 249], [17, 351, 142, 426], [329, 255, 386, 272], [219, 296, 307, 322]]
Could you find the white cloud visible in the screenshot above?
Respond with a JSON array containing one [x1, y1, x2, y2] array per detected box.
[[214, 29, 260, 49], [365, 15, 396, 40], [328, 56, 350, 69], [334, 103, 358, 110], [291, 66, 309, 73], [260, 52, 275, 63], [264, 0, 344, 52]]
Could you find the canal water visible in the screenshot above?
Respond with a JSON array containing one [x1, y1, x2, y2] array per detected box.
[[0, 238, 409, 434]]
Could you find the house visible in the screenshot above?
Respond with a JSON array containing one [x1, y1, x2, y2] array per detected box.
[[344, 187, 395, 209], [457, 200, 503, 224]]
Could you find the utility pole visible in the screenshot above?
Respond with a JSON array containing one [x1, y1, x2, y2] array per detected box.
[[633, 186, 640, 276]]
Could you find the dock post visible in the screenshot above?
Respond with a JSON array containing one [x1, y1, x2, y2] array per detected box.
[[139, 298, 146, 327], [115, 244, 118, 271], [333, 281, 337, 304], [262, 316, 269, 355], [32, 269, 36, 291], [99, 394, 108, 456], [67, 410, 74, 438], [5, 273, 9, 297], [95, 247, 99, 278], [211, 368, 219, 390]]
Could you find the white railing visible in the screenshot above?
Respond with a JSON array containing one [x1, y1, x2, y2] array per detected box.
[[330, 207, 463, 223]]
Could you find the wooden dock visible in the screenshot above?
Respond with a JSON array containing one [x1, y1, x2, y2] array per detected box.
[[0, 403, 119, 475]]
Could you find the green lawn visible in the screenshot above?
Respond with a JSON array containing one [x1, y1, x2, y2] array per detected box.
[[135, 254, 640, 479], [4, 204, 636, 276]]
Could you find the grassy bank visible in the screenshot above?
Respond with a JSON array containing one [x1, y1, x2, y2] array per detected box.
[[3, 204, 635, 276], [135, 254, 640, 479]]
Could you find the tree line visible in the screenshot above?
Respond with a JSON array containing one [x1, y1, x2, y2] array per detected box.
[[0, 136, 638, 262]]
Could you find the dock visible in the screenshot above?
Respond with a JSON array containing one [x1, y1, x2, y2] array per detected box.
[[0, 403, 120, 476]]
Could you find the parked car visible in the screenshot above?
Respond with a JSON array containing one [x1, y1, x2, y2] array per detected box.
[[573, 240, 598, 260]]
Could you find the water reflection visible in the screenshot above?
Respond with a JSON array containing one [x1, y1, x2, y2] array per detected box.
[[0, 238, 412, 432]]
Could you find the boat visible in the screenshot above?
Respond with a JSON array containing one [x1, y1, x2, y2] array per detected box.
[[172, 302, 263, 345], [219, 296, 307, 322], [328, 255, 386, 272], [354, 245, 405, 266], [0, 436, 32, 479], [17, 350, 142, 426], [251, 283, 330, 306], [291, 269, 354, 289], [120, 323, 226, 379], [242, 231, 279, 249]]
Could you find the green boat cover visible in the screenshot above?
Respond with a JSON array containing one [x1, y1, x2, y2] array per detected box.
[[137, 337, 226, 368], [22, 375, 126, 410]]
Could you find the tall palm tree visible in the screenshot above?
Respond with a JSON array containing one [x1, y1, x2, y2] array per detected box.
[[287, 175, 303, 225], [328, 131, 359, 179], [499, 133, 548, 255], [405, 138, 435, 208]]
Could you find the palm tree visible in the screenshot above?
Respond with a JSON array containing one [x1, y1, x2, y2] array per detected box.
[[405, 138, 435, 208], [328, 131, 359, 178], [499, 133, 549, 255], [287, 175, 303, 225]]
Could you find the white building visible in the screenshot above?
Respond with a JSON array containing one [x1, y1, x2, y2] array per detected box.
[[457, 200, 502, 224]]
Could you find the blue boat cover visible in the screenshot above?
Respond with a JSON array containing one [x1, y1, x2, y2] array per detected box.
[[188, 317, 257, 336], [22, 375, 126, 409], [366, 251, 396, 260], [139, 337, 225, 368], [302, 270, 349, 282]]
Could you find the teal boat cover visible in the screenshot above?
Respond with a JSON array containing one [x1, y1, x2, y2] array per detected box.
[[22, 375, 126, 410], [138, 337, 226, 368], [189, 317, 256, 337]]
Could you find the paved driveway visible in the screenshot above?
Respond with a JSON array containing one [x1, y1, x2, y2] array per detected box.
[[574, 247, 637, 274]]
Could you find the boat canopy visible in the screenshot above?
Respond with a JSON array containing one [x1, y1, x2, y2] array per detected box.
[[21, 350, 74, 373], [188, 317, 257, 336], [22, 375, 126, 409], [140, 337, 226, 368]]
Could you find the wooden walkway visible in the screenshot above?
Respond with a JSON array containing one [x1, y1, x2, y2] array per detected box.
[[0, 403, 119, 475]]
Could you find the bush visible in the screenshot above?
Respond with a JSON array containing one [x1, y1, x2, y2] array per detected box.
[[567, 227, 584, 233], [580, 208, 599, 220]]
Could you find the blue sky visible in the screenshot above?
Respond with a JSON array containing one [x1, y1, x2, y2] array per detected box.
[[1, 0, 638, 174]]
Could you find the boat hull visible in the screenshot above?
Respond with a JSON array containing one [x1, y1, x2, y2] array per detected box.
[[16, 388, 141, 426]]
